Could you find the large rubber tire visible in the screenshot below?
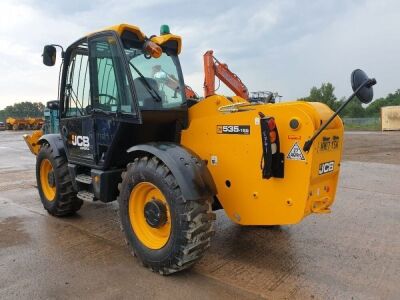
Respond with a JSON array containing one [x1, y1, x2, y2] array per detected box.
[[118, 156, 215, 275], [36, 143, 83, 216]]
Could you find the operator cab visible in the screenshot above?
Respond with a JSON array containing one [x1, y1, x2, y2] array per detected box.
[[43, 24, 187, 171]]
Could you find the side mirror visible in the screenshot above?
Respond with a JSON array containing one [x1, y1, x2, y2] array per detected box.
[[42, 45, 56, 66], [46, 100, 59, 110], [351, 69, 375, 104]]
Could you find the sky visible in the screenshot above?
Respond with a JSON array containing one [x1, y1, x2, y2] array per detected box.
[[0, 0, 399, 109]]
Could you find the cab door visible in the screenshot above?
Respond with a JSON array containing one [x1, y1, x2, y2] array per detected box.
[[88, 32, 141, 167], [60, 41, 95, 165]]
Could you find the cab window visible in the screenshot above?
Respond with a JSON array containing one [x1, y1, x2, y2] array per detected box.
[[89, 35, 135, 114], [124, 47, 185, 110], [64, 42, 91, 117]]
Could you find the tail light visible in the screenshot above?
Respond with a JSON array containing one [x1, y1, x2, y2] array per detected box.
[[267, 118, 276, 130], [269, 131, 277, 143], [259, 113, 284, 179]]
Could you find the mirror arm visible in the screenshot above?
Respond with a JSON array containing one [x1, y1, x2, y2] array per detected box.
[[303, 78, 376, 152], [51, 44, 65, 58]]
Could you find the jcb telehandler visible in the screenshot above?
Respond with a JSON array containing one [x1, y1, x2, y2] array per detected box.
[[28, 23, 376, 275]]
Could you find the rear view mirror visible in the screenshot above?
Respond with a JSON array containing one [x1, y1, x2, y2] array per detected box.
[[42, 45, 56, 66], [46, 100, 59, 110], [351, 69, 375, 104]]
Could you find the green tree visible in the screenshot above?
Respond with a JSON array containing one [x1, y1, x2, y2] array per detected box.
[[365, 89, 400, 116], [299, 84, 400, 119], [299, 82, 340, 110], [299, 82, 370, 117], [0, 101, 45, 122], [338, 96, 365, 118]]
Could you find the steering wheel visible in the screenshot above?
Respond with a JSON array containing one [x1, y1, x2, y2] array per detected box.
[[98, 94, 118, 106]]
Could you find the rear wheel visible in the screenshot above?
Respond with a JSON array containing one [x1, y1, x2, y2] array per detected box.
[[36, 144, 82, 216], [118, 156, 215, 275]]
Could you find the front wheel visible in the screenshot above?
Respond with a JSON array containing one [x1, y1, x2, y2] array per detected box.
[[118, 156, 215, 275], [36, 144, 82, 216]]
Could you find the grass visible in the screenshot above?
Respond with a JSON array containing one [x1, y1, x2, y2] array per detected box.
[[344, 123, 381, 131]]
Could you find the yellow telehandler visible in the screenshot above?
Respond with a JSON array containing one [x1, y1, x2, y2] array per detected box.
[[6, 117, 43, 130], [24, 23, 376, 275], [6, 117, 29, 130]]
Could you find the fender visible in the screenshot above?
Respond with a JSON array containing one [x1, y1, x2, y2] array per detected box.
[[127, 143, 217, 201], [38, 133, 65, 157]]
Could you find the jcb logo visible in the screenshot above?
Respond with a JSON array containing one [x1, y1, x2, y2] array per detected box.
[[318, 161, 334, 175], [71, 135, 90, 150]]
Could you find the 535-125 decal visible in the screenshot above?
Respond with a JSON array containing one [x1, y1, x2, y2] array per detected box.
[[217, 125, 250, 135]]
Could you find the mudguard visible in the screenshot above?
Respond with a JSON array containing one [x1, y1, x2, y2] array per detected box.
[[38, 134, 65, 157], [127, 143, 217, 201]]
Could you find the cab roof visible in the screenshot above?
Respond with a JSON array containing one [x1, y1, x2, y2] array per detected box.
[[86, 23, 182, 54]]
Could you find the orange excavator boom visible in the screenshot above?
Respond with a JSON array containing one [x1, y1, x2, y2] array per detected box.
[[162, 71, 199, 99], [183, 85, 198, 99], [203, 50, 249, 100]]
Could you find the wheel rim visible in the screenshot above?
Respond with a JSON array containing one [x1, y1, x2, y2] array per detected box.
[[40, 159, 56, 201], [129, 182, 171, 249]]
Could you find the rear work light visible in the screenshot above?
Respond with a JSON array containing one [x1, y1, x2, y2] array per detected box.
[[259, 113, 284, 179]]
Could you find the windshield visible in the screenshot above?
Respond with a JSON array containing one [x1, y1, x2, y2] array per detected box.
[[124, 47, 185, 110]]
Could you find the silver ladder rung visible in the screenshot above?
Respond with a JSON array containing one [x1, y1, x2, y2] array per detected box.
[[75, 174, 92, 185], [77, 190, 94, 201]]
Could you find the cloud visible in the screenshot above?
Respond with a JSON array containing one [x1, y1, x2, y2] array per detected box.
[[0, 0, 87, 108], [266, 0, 400, 100], [0, 0, 399, 109]]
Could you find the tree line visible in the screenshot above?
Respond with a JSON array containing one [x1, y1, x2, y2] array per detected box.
[[1, 86, 399, 123], [299, 83, 400, 118], [0, 102, 45, 122]]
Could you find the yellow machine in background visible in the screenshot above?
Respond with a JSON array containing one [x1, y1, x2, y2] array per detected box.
[[6, 117, 28, 130], [26, 23, 376, 275], [26, 117, 44, 130], [6, 117, 43, 130]]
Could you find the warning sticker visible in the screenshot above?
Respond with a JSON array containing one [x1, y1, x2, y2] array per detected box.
[[287, 142, 305, 161], [288, 135, 301, 140]]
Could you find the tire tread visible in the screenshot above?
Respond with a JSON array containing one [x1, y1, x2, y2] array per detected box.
[[118, 155, 215, 275], [37, 143, 82, 216]]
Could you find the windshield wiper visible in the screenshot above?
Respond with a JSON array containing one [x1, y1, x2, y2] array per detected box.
[[129, 62, 162, 102]]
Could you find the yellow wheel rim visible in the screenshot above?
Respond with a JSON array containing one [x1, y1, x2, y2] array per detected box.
[[129, 182, 171, 249], [40, 159, 56, 201]]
